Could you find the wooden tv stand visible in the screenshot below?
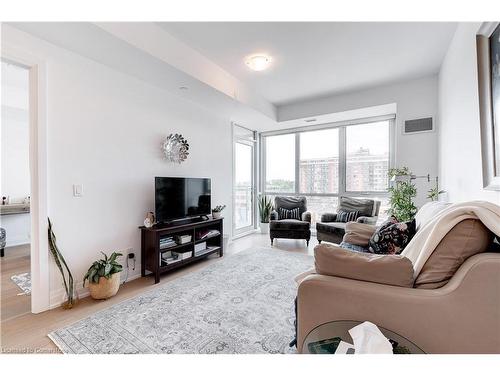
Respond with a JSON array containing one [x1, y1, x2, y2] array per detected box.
[[140, 217, 223, 284]]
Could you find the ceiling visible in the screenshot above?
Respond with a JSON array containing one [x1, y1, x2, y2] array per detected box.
[[158, 22, 457, 105]]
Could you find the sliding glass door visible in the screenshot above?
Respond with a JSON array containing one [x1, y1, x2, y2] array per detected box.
[[233, 125, 256, 236]]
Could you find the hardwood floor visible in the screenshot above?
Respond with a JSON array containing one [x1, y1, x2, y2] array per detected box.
[[0, 233, 318, 354], [1, 244, 31, 323]]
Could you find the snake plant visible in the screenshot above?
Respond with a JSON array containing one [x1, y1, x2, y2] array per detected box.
[[258, 195, 274, 223], [48, 218, 76, 309]]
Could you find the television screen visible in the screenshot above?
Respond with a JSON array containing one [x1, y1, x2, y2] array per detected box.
[[155, 177, 211, 223]]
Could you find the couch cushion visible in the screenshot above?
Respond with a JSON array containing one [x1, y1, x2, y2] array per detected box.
[[343, 222, 377, 246], [270, 219, 310, 231], [338, 196, 375, 217], [414, 219, 493, 289], [316, 221, 346, 234], [314, 243, 414, 287]]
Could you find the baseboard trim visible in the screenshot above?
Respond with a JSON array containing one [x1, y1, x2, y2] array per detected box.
[[5, 239, 30, 248], [48, 272, 142, 310]]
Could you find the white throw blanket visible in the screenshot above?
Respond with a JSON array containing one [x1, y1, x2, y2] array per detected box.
[[401, 200, 500, 278]]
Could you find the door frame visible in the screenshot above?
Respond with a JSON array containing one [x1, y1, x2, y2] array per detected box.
[[2, 45, 50, 313], [232, 124, 257, 238]]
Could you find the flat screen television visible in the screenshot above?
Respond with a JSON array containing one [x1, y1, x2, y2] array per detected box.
[[155, 177, 211, 223]]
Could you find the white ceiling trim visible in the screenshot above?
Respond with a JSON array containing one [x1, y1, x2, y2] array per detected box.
[[7, 22, 277, 130], [95, 22, 277, 121]]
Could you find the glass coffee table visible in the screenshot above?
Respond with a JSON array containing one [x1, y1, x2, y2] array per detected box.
[[303, 320, 425, 354]]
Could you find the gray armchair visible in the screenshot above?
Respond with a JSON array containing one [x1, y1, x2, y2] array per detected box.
[[316, 196, 381, 244], [269, 196, 311, 246]]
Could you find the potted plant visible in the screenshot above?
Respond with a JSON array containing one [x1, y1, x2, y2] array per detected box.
[[212, 205, 226, 219], [388, 167, 418, 221], [258, 195, 273, 234], [83, 252, 123, 300]]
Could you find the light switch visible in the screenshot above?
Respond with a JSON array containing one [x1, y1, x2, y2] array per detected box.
[[73, 184, 83, 197]]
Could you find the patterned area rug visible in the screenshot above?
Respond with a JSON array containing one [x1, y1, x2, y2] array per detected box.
[[49, 247, 313, 354], [11, 272, 31, 295]]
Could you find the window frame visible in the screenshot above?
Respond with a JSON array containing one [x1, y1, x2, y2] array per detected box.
[[260, 115, 396, 200]]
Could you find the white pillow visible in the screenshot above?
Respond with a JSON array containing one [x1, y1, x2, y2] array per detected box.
[[415, 202, 451, 231]]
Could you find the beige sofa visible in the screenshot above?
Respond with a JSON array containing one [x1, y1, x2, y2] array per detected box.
[[297, 213, 500, 353]]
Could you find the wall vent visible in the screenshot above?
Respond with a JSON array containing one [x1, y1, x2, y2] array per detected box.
[[404, 117, 433, 134]]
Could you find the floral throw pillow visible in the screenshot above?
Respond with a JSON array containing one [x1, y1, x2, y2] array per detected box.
[[369, 218, 416, 255]]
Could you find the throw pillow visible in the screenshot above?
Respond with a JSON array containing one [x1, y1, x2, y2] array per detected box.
[[335, 209, 360, 223], [369, 218, 416, 255], [278, 207, 300, 220]]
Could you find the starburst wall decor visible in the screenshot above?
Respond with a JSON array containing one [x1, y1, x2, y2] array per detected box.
[[162, 133, 189, 163]]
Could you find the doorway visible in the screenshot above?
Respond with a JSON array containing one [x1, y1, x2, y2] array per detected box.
[[233, 125, 257, 237], [1, 60, 32, 321]]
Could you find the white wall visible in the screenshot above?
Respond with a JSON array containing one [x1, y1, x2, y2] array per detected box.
[[438, 23, 500, 204], [2, 25, 234, 307], [278, 76, 440, 207]]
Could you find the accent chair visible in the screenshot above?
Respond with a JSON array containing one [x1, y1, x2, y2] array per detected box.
[[269, 196, 311, 246], [316, 196, 381, 244]]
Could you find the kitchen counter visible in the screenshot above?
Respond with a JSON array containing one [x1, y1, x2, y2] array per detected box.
[[0, 203, 30, 216]]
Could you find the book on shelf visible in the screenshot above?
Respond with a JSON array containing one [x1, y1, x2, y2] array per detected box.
[[161, 258, 181, 266], [160, 242, 177, 249], [196, 229, 220, 240], [160, 251, 181, 265], [160, 236, 176, 248]]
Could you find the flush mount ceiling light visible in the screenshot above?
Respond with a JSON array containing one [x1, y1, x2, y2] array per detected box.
[[245, 55, 272, 71]]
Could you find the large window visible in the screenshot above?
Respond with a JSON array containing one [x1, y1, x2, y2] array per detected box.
[[346, 121, 390, 192], [264, 133, 295, 193], [300, 128, 339, 194], [261, 117, 394, 223]]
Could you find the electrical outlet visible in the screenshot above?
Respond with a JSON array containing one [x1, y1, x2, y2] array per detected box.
[[124, 248, 136, 271]]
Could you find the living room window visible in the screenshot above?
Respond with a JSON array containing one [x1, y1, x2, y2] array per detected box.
[[345, 121, 391, 193], [299, 128, 339, 194], [260, 116, 395, 222], [264, 133, 296, 193]]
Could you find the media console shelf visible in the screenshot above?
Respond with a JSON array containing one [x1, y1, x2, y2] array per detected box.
[[140, 217, 223, 284]]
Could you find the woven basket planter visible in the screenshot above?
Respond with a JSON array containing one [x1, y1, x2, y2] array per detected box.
[[88, 272, 121, 300]]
